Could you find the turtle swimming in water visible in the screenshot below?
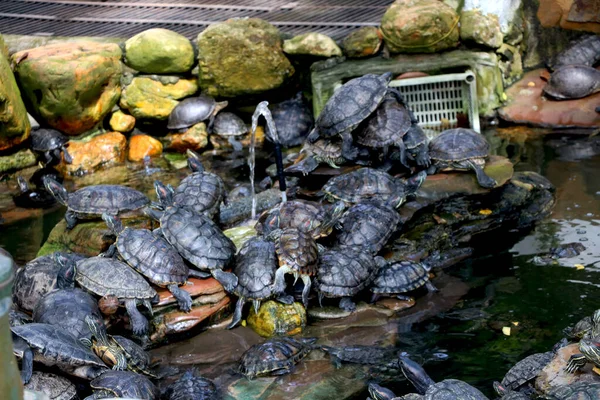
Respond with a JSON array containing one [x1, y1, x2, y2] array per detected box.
[[164, 368, 218, 400], [13, 176, 56, 209], [370, 260, 438, 302]]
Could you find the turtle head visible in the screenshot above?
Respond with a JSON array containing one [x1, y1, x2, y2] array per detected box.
[[17, 176, 29, 193], [154, 180, 174, 207], [593, 309, 600, 327], [403, 170, 427, 195], [54, 252, 76, 289], [102, 213, 123, 235], [367, 383, 397, 400], [143, 205, 164, 221], [493, 381, 507, 396], [381, 71, 394, 83], [315, 201, 346, 237], [186, 150, 205, 173], [43, 176, 68, 206], [386, 191, 408, 209], [398, 355, 435, 395]]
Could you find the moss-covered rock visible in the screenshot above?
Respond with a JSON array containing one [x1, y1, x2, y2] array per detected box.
[[460, 9, 503, 49], [197, 18, 294, 97], [341, 27, 382, 58], [124, 28, 195, 74], [283, 33, 342, 57], [0, 148, 36, 173], [12, 42, 122, 135], [0, 34, 9, 59], [247, 300, 307, 337], [59, 131, 127, 176], [109, 110, 135, 133]]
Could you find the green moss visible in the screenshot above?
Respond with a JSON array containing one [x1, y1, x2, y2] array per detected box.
[[124, 28, 194, 74], [0, 149, 36, 173]]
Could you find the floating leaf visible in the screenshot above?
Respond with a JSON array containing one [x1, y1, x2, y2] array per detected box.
[[479, 209, 492, 215], [575, 264, 585, 270], [512, 321, 519, 326], [502, 326, 511, 336]]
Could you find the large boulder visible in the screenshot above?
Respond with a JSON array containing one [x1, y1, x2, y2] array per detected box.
[[380, 0, 460, 53], [196, 18, 294, 97], [124, 28, 195, 74], [283, 33, 342, 57], [12, 42, 122, 135], [342, 27, 383, 58]]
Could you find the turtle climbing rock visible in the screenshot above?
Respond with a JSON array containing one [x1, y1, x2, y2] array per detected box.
[[167, 95, 228, 131], [285, 138, 348, 175], [370, 260, 438, 302], [495, 351, 553, 394], [30, 128, 73, 166], [402, 124, 431, 167], [211, 111, 248, 151]]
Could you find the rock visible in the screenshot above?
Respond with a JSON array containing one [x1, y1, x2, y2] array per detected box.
[[247, 300, 307, 337], [12, 42, 122, 135], [119, 75, 198, 120], [0, 34, 9, 59], [124, 28, 195, 74], [283, 33, 342, 57], [109, 110, 136, 133], [460, 9, 504, 48], [161, 122, 208, 152], [128, 134, 163, 162], [380, 0, 460, 53], [59, 131, 127, 176], [497, 43, 524, 86], [209, 125, 264, 151], [223, 224, 256, 250], [155, 278, 225, 308], [537, 0, 600, 33], [0, 149, 36, 173], [196, 18, 294, 97], [341, 27, 383, 58]]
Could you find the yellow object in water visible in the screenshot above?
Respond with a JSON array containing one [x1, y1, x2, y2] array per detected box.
[[575, 264, 585, 270], [502, 327, 511, 336], [479, 209, 493, 215]]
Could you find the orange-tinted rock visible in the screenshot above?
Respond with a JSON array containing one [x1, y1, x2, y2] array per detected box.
[[60, 131, 127, 175], [128, 134, 162, 162], [161, 122, 208, 152], [537, 0, 600, 33], [499, 69, 600, 128], [155, 278, 224, 307]]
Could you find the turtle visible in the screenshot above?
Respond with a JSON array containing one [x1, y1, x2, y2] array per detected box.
[[543, 65, 600, 100], [24, 371, 78, 400], [30, 127, 73, 166], [269, 91, 314, 147], [566, 336, 600, 373], [427, 128, 497, 189], [76, 256, 157, 336], [167, 95, 228, 131], [11, 323, 108, 384], [164, 368, 218, 400], [545, 381, 600, 400], [320, 345, 401, 371], [402, 124, 431, 167], [238, 337, 317, 379], [306, 72, 394, 160], [9, 309, 32, 327], [550, 34, 600, 70], [368, 383, 404, 400], [13, 176, 56, 209], [564, 309, 600, 341], [32, 288, 104, 341], [103, 214, 209, 312], [84, 370, 159, 400], [492, 382, 535, 400], [370, 260, 438, 302], [145, 190, 238, 293], [211, 111, 248, 151], [495, 351, 553, 395], [284, 138, 348, 175], [29, 165, 63, 188], [42, 177, 150, 230], [315, 248, 385, 311]]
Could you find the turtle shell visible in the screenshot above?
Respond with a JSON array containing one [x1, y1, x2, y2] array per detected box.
[[255, 200, 324, 236], [546, 382, 600, 400], [90, 370, 159, 399], [117, 228, 188, 287], [274, 228, 319, 276], [25, 371, 77, 400], [323, 168, 399, 204], [316, 248, 379, 297], [67, 185, 149, 215], [336, 202, 400, 254], [76, 256, 157, 300], [234, 237, 277, 300], [403, 124, 428, 150], [270, 92, 314, 147], [212, 112, 247, 137], [33, 288, 104, 341], [309, 138, 344, 161], [426, 379, 488, 399], [30, 128, 68, 152], [166, 369, 217, 400], [173, 171, 224, 218], [500, 352, 553, 392], [112, 335, 151, 373], [160, 207, 235, 271], [371, 260, 429, 294], [239, 337, 316, 379], [168, 95, 217, 130], [429, 128, 490, 162], [315, 73, 390, 138], [356, 93, 412, 148]]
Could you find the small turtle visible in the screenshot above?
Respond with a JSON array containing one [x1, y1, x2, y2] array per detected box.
[[545, 381, 600, 400], [550, 34, 600, 70], [13, 176, 56, 209], [402, 124, 431, 167], [428, 128, 497, 189], [270, 92, 314, 147], [238, 337, 317, 379], [24, 371, 77, 400], [285, 138, 348, 175], [164, 368, 218, 400], [320, 345, 400, 371], [564, 309, 600, 341], [167, 95, 228, 131], [368, 383, 404, 400], [495, 351, 553, 394], [85, 370, 159, 400], [543, 65, 600, 100], [30, 128, 73, 166], [211, 111, 248, 151], [43, 177, 149, 230], [370, 260, 438, 302], [11, 323, 108, 384], [307, 72, 394, 160], [76, 256, 157, 336], [315, 248, 385, 311]]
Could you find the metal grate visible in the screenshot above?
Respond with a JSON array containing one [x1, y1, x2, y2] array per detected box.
[[0, 0, 393, 40]]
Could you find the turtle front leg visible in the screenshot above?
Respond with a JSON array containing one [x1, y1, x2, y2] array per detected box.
[[228, 136, 243, 152], [300, 274, 312, 308], [211, 269, 238, 293], [425, 281, 439, 293], [566, 353, 587, 373], [466, 160, 497, 189], [187, 269, 211, 279], [340, 130, 358, 161], [415, 145, 431, 168], [227, 297, 245, 329], [62, 146, 73, 164], [64, 210, 79, 230], [339, 297, 356, 312], [396, 142, 409, 168], [42, 151, 54, 166], [125, 298, 149, 336], [273, 266, 292, 294], [20, 345, 34, 384], [167, 284, 192, 312], [102, 244, 117, 258]]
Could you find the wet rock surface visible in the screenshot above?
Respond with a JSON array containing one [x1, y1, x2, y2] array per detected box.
[[59, 131, 127, 176], [161, 122, 209, 153], [124, 28, 195, 74], [128, 134, 163, 162]]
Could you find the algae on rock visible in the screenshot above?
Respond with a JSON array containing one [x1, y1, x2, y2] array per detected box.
[[124, 28, 195, 74], [283, 33, 342, 57]]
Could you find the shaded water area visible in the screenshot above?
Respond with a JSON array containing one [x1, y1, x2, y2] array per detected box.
[[2, 126, 600, 398]]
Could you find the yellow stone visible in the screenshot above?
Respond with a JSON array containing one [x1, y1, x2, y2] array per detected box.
[[161, 122, 208, 152], [247, 300, 306, 337], [479, 209, 493, 215], [109, 110, 136, 133], [128, 134, 163, 162]]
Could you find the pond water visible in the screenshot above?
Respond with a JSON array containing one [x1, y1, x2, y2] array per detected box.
[[1, 127, 599, 398]]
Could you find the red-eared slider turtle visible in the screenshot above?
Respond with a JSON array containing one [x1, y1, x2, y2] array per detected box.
[[307, 72, 394, 160], [43, 177, 149, 230], [164, 369, 218, 400], [211, 111, 248, 151], [76, 256, 157, 336], [24, 371, 77, 400], [270, 92, 314, 147], [402, 124, 431, 167], [238, 337, 317, 379], [550, 35, 600, 70], [545, 381, 600, 400], [315, 248, 385, 311], [11, 323, 108, 384], [167, 95, 228, 131], [566, 336, 600, 373], [103, 214, 209, 312], [543, 65, 600, 100], [495, 351, 553, 395], [30, 128, 73, 166], [13, 176, 56, 209], [428, 128, 497, 189], [32, 288, 104, 341], [370, 260, 438, 302], [285, 138, 348, 175], [368, 383, 403, 400], [85, 370, 159, 400]]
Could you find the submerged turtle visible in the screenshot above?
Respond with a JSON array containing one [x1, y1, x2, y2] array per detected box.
[[270, 92, 314, 147], [402, 124, 431, 167], [24, 371, 78, 400], [428, 128, 497, 189], [43, 177, 149, 230], [545, 381, 600, 400], [211, 111, 248, 151], [307, 72, 394, 160], [76, 256, 157, 336], [284, 138, 348, 175], [167, 95, 228, 131], [370, 260, 438, 302], [164, 369, 218, 400], [13, 176, 56, 209], [238, 337, 317, 379], [30, 128, 73, 166], [85, 370, 159, 400], [320, 345, 401, 371], [543, 65, 600, 100], [495, 351, 553, 395], [11, 323, 108, 384]]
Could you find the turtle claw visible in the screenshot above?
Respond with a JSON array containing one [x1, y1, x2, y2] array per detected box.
[[168, 284, 193, 312]]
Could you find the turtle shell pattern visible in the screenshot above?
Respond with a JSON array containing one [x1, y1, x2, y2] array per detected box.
[[239, 337, 314, 378], [160, 207, 235, 271], [167, 369, 217, 400], [429, 128, 490, 162], [25, 371, 77, 400], [213, 112, 247, 137], [316, 248, 379, 297], [173, 172, 224, 218], [425, 379, 488, 400], [500, 351, 553, 391], [371, 260, 429, 294], [309, 138, 344, 161], [270, 93, 314, 147], [31, 128, 68, 152], [67, 185, 149, 216], [356, 93, 412, 148], [323, 168, 399, 204], [234, 237, 277, 300], [274, 228, 319, 276], [403, 124, 428, 150], [256, 200, 324, 236], [546, 381, 600, 400], [336, 202, 400, 254], [112, 335, 151, 372], [90, 370, 159, 399], [76, 257, 156, 300], [117, 228, 188, 287]]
